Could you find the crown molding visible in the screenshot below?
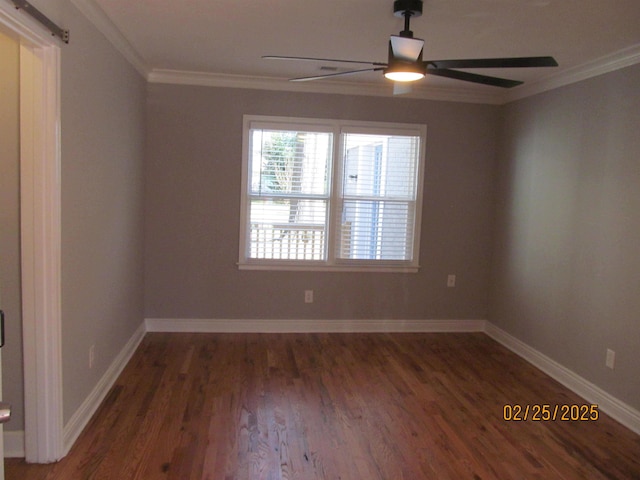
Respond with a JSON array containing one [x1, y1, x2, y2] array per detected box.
[[147, 68, 504, 104], [70, 0, 149, 78], [140, 43, 640, 105], [70, 1, 640, 105], [504, 43, 640, 103]]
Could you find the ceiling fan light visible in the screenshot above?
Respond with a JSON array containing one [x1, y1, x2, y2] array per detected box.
[[384, 62, 426, 82], [384, 70, 425, 82]]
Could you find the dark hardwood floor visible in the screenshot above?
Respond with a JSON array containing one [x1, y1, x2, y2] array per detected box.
[[7, 332, 640, 479]]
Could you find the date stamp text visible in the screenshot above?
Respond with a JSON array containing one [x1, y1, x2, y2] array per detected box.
[[503, 404, 599, 422]]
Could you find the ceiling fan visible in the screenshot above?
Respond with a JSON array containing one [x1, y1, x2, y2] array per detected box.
[[263, 0, 558, 92]]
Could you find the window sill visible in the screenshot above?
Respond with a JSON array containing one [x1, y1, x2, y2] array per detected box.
[[237, 262, 420, 273]]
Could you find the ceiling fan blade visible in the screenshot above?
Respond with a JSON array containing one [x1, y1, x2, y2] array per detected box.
[[263, 55, 386, 66], [389, 35, 425, 62], [428, 56, 558, 69], [290, 67, 386, 82], [426, 68, 523, 88]]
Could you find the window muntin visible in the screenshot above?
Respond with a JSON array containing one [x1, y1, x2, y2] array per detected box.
[[240, 116, 426, 272]]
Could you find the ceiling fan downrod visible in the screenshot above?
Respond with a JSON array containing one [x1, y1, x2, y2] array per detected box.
[[394, 0, 423, 38]]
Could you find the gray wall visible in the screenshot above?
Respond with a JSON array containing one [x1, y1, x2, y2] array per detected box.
[[144, 85, 499, 322], [490, 64, 640, 410], [9, 0, 638, 439], [24, 0, 147, 425], [0, 29, 24, 432]]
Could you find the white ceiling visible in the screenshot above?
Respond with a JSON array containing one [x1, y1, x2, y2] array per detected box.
[[77, 0, 640, 102]]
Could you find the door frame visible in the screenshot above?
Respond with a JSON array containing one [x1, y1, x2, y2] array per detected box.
[[0, 3, 63, 463]]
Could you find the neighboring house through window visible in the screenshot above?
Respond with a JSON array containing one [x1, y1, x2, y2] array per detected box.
[[239, 115, 426, 272]]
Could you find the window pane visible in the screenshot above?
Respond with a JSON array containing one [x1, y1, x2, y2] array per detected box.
[[248, 198, 327, 260], [339, 133, 420, 261], [250, 130, 331, 196], [342, 133, 419, 200], [339, 200, 415, 260]]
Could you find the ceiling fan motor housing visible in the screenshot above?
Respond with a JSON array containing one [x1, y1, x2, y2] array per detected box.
[[393, 0, 423, 18]]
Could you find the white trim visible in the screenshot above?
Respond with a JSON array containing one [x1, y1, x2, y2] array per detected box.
[[62, 323, 146, 456], [239, 116, 427, 271], [10, 317, 638, 459], [60, 1, 640, 105], [485, 322, 640, 436], [3, 431, 24, 458], [237, 263, 419, 273], [145, 318, 486, 334], [145, 318, 640, 434], [9, 15, 64, 464], [5, 324, 146, 460], [20, 42, 63, 464], [69, 2, 640, 104], [70, 0, 148, 78], [146, 46, 640, 105], [504, 43, 640, 103], [147, 68, 504, 105]]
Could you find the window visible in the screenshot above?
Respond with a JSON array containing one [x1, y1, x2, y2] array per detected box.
[[239, 116, 426, 272]]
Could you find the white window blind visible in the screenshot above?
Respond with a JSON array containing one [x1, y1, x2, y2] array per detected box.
[[240, 116, 426, 272], [338, 133, 420, 261], [248, 129, 331, 261]]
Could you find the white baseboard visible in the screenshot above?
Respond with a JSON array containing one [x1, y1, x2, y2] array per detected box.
[[3, 430, 25, 458], [485, 322, 640, 436], [61, 322, 146, 456], [145, 317, 487, 333], [11, 318, 638, 461]]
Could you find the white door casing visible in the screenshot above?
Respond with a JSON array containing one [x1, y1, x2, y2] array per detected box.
[[0, 3, 63, 464]]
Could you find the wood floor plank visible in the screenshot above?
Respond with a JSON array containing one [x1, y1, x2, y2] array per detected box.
[[6, 332, 640, 479]]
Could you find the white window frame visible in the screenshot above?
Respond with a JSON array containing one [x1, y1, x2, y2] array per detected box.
[[239, 115, 427, 273]]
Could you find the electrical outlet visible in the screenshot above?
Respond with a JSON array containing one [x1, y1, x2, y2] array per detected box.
[[304, 290, 314, 303], [89, 344, 95, 369], [605, 349, 615, 369], [447, 274, 456, 288]]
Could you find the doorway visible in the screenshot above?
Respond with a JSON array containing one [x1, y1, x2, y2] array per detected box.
[[0, 4, 63, 464], [0, 27, 22, 471]]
